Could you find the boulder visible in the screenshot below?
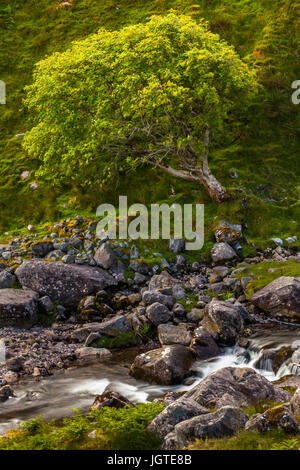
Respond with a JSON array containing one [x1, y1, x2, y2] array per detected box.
[[245, 405, 300, 434], [175, 406, 248, 447], [31, 241, 54, 258], [147, 398, 208, 438], [157, 324, 192, 347], [15, 260, 116, 307], [250, 276, 300, 322], [211, 242, 237, 265], [148, 271, 179, 291], [0, 288, 38, 328], [91, 391, 134, 410], [290, 387, 300, 417], [202, 299, 245, 345], [146, 302, 171, 326], [95, 315, 132, 337], [130, 345, 194, 385], [190, 326, 220, 360], [184, 367, 290, 410]]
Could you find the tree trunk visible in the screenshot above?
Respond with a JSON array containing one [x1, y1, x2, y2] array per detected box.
[[152, 161, 228, 203]]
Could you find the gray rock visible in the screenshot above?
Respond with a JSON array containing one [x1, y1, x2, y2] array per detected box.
[[94, 243, 117, 270], [172, 303, 185, 317], [75, 347, 112, 361], [95, 315, 132, 337], [251, 276, 300, 322], [31, 241, 53, 258], [130, 245, 139, 259], [0, 288, 38, 328], [158, 324, 192, 346], [142, 290, 174, 309], [15, 260, 116, 307], [190, 326, 220, 360], [175, 406, 248, 447], [0, 270, 16, 289], [211, 242, 237, 264], [202, 299, 245, 345], [62, 254, 75, 264], [184, 367, 290, 410], [186, 308, 204, 323], [130, 345, 194, 385], [148, 398, 208, 438], [146, 302, 171, 326]]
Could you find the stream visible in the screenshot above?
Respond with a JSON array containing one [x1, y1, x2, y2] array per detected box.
[[0, 327, 299, 435]]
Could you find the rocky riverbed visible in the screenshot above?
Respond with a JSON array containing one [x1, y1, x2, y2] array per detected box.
[[0, 217, 299, 447]]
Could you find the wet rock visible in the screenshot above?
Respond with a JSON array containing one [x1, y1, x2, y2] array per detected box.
[[16, 260, 116, 307], [157, 324, 192, 346], [190, 326, 220, 360], [92, 391, 134, 410], [130, 345, 194, 385], [175, 406, 248, 447], [0, 288, 38, 328], [184, 367, 290, 409], [245, 405, 300, 434], [202, 299, 245, 345], [146, 302, 171, 326], [290, 387, 300, 417], [211, 242, 237, 265], [0, 385, 15, 402], [31, 241, 54, 258], [250, 276, 300, 322], [148, 398, 208, 438]]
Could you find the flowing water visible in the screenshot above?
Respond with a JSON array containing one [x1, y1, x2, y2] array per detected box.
[[0, 327, 299, 435]]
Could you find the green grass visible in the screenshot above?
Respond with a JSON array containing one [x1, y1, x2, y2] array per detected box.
[[0, 402, 164, 450], [235, 259, 300, 297], [188, 429, 300, 450]]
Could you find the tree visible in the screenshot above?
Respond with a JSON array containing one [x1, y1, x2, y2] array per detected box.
[[24, 13, 258, 202]]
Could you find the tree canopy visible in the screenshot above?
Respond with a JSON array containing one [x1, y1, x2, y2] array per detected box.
[[24, 13, 258, 201]]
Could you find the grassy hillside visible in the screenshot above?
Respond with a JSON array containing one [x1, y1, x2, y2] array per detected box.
[[0, 0, 299, 249]]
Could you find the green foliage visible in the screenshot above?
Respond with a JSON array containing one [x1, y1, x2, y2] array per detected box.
[[23, 13, 257, 190], [235, 260, 300, 297], [0, 402, 164, 450], [91, 331, 141, 349]]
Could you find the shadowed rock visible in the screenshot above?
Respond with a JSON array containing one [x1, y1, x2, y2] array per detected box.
[[0, 288, 38, 328]]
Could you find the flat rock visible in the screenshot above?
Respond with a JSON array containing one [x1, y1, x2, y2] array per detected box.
[[75, 347, 112, 361], [16, 260, 116, 307], [0, 288, 38, 328]]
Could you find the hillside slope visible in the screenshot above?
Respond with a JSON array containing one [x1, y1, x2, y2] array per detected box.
[[0, 0, 299, 249]]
